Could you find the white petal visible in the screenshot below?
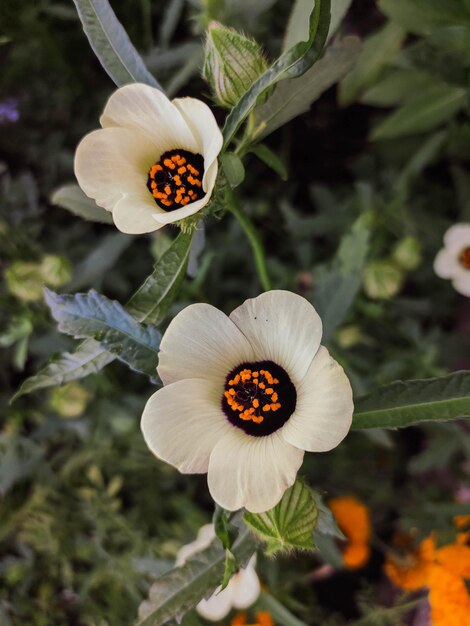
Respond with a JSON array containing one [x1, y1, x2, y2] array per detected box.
[[175, 524, 216, 566], [230, 558, 261, 609], [196, 586, 233, 622], [157, 303, 255, 386], [112, 191, 162, 234], [74, 127, 155, 210], [100, 83, 198, 154], [229, 290, 323, 384], [208, 429, 304, 513], [141, 379, 232, 474], [443, 223, 470, 251], [453, 274, 470, 296], [172, 97, 223, 190], [433, 248, 462, 279], [281, 346, 353, 452]]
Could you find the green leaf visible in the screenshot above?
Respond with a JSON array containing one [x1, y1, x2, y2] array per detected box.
[[257, 591, 309, 626], [127, 230, 193, 325], [11, 339, 114, 402], [360, 69, 435, 107], [50, 184, 113, 224], [44, 289, 161, 379], [313, 215, 370, 342], [339, 22, 405, 106], [137, 518, 257, 626], [329, 0, 353, 39], [13, 232, 192, 398], [249, 144, 288, 180], [213, 506, 237, 551], [222, 0, 331, 148], [352, 371, 470, 430], [379, 0, 470, 36], [220, 549, 238, 591], [244, 480, 318, 555], [371, 83, 467, 140], [253, 36, 361, 140], [220, 153, 245, 188], [72, 0, 161, 88]]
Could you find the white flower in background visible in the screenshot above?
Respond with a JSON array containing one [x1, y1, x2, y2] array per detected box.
[[141, 290, 353, 513], [179, 524, 260, 621], [434, 224, 470, 297], [74, 83, 222, 234]]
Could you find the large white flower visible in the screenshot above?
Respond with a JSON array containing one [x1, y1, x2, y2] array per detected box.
[[434, 223, 470, 297], [74, 83, 222, 234], [141, 290, 353, 513]]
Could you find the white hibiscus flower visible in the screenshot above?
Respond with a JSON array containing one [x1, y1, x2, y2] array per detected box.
[[434, 223, 470, 297], [141, 290, 353, 513], [74, 83, 222, 234]]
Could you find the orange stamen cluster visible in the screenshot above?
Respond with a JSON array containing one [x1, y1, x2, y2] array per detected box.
[[224, 368, 281, 424], [231, 611, 274, 626], [458, 246, 470, 270], [147, 149, 204, 211]]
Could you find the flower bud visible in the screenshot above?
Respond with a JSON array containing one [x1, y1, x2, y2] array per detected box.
[[392, 237, 422, 271], [363, 260, 404, 300], [203, 22, 268, 108], [49, 382, 90, 418], [40, 254, 72, 287]]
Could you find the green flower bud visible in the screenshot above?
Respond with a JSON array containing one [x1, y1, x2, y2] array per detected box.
[[40, 254, 72, 287], [203, 21, 268, 108], [363, 260, 404, 300], [49, 382, 90, 418], [392, 236, 422, 271], [5, 261, 46, 302]]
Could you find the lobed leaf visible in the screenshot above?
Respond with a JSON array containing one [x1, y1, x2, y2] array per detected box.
[[72, 0, 161, 88], [244, 480, 318, 555], [44, 289, 161, 379], [352, 371, 470, 430], [222, 0, 331, 148]]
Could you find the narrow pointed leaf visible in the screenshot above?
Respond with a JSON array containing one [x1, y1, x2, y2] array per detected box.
[[352, 371, 470, 430], [72, 0, 161, 88], [244, 480, 318, 555], [44, 289, 160, 379], [222, 0, 331, 148]]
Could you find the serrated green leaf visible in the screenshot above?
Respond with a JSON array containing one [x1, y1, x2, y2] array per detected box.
[[249, 144, 288, 180], [352, 371, 470, 430], [50, 184, 113, 224], [44, 289, 160, 379], [244, 480, 318, 555], [313, 215, 370, 342], [339, 21, 405, 106], [222, 0, 331, 148], [370, 84, 467, 140], [137, 518, 257, 626], [253, 36, 360, 141], [72, 0, 161, 88], [220, 153, 245, 188]]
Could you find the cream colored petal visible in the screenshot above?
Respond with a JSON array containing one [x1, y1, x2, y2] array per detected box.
[[157, 303, 255, 386], [74, 127, 155, 211], [230, 558, 261, 609], [100, 83, 198, 153], [196, 586, 233, 622], [175, 524, 216, 566], [281, 346, 353, 452], [443, 223, 470, 251], [229, 290, 323, 384], [172, 97, 223, 190], [433, 248, 461, 279], [141, 379, 231, 474], [453, 274, 470, 297], [112, 191, 163, 234], [208, 429, 304, 513]]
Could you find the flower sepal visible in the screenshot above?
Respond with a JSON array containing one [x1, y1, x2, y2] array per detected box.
[[243, 480, 319, 556]]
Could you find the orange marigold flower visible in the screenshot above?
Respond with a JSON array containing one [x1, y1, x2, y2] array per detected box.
[[436, 543, 470, 579], [329, 496, 371, 569], [230, 611, 274, 626], [428, 564, 470, 626]]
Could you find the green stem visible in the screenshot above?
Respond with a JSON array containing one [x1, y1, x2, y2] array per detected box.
[[225, 186, 272, 292]]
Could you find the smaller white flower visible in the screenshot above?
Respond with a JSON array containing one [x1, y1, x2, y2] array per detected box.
[[179, 524, 260, 622], [433, 223, 470, 297], [74, 84, 223, 234]]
